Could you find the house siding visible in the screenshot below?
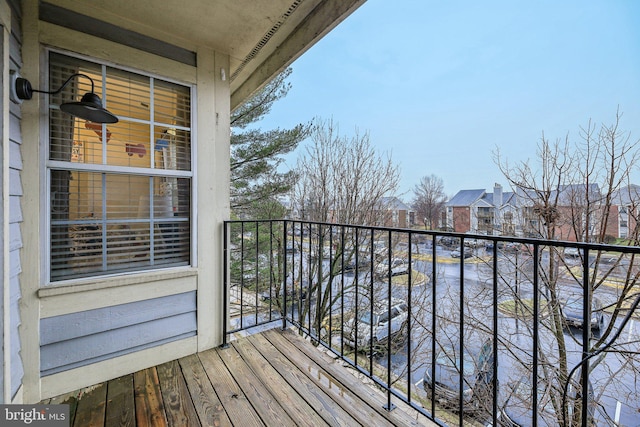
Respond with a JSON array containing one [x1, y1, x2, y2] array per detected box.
[[40, 291, 197, 376], [2, 0, 24, 402]]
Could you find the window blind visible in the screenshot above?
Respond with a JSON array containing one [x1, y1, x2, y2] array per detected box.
[[48, 52, 192, 282]]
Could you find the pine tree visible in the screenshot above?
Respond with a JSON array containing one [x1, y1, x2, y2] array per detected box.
[[231, 68, 311, 218]]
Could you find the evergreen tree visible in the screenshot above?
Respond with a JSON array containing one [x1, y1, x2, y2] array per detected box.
[[231, 68, 311, 218]]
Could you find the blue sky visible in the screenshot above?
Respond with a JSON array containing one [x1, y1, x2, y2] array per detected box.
[[255, 0, 640, 199]]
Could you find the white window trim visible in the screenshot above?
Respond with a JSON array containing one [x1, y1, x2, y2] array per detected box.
[[42, 48, 197, 286]]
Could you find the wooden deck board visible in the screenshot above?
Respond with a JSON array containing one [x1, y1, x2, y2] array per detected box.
[[197, 348, 264, 427], [157, 360, 201, 427], [262, 329, 398, 426], [133, 368, 168, 427], [49, 390, 79, 427], [105, 375, 135, 427], [270, 328, 428, 427], [179, 354, 232, 427], [217, 340, 297, 426], [73, 384, 107, 427], [44, 329, 435, 427], [234, 335, 345, 427]]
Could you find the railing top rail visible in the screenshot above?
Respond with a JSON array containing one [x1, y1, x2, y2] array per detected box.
[[223, 218, 640, 254]]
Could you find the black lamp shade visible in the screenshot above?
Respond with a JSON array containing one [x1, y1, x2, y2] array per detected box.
[[60, 92, 119, 124]]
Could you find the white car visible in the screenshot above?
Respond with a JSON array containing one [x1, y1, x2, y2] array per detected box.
[[343, 298, 409, 352], [375, 258, 409, 276]]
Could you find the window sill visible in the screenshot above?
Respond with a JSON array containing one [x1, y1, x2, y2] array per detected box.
[[38, 267, 198, 298]]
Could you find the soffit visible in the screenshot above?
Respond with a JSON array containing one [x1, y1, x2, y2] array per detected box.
[[44, 0, 366, 109]]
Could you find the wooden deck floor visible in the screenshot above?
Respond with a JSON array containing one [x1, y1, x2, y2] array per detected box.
[[43, 328, 435, 426]]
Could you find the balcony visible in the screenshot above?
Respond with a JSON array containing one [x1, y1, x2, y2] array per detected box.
[[42, 219, 640, 426], [42, 328, 431, 426], [224, 220, 640, 427]]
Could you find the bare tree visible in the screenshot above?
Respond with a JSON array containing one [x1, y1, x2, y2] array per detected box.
[[286, 118, 423, 355], [490, 111, 640, 426], [412, 174, 447, 229], [291, 118, 400, 226]]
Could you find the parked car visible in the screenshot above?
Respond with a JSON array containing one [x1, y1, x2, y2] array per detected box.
[[438, 236, 460, 247], [451, 249, 473, 259], [341, 256, 372, 273], [375, 257, 409, 276], [423, 340, 495, 413], [342, 298, 408, 352], [560, 295, 605, 331], [500, 374, 595, 427], [564, 247, 581, 258], [260, 280, 308, 301]]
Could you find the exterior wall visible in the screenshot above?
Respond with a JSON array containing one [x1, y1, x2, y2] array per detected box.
[[452, 207, 470, 233], [398, 210, 408, 228], [40, 291, 196, 376], [0, 0, 24, 403], [604, 205, 621, 239], [17, 0, 230, 402], [626, 207, 638, 239], [475, 206, 494, 234]]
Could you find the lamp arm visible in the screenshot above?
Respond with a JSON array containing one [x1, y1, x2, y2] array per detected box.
[[32, 73, 96, 95]]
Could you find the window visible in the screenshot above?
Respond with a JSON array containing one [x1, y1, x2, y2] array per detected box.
[[48, 52, 192, 282]]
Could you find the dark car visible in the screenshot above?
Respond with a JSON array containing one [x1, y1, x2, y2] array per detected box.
[[500, 375, 595, 427], [341, 257, 371, 273], [423, 340, 495, 412], [560, 296, 605, 331]]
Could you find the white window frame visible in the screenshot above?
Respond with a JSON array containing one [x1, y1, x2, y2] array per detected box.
[[43, 49, 196, 285]]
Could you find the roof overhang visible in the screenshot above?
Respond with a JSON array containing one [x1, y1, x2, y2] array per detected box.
[[43, 0, 366, 110]]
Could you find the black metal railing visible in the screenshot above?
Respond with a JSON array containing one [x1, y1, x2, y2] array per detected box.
[[223, 219, 640, 427]]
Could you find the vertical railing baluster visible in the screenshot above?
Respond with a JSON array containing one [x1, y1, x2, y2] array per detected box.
[[240, 222, 245, 330], [384, 228, 395, 411], [458, 237, 465, 423], [354, 227, 360, 369], [430, 234, 437, 416], [532, 244, 540, 427], [340, 226, 345, 357], [282, 220, 288, 331], [297, 221, 303, 325], [254, 221, 259, 327], [581, 247, 591, 427], [327, 224, 333, 344], [268, 221, 273, 322], [492, 239, 499, 425], [222, 222, 229, 347], [407, 232, 413, 403], [308, 223, 314, 334], [369, 227, 375, 374]]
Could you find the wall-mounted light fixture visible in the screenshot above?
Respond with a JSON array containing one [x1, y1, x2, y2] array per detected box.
[[11, 71, 119, 124]]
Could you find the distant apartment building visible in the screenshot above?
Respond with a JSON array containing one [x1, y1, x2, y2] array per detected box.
[[609, 184, 640, 239], [378, 197, 414, 228], [446, 183, 639, 241], [445, 184, 516, 235]]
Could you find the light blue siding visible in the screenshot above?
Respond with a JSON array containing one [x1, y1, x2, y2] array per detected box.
[[40, 291, 197, 376]]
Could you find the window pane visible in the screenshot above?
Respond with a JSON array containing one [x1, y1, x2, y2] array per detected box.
[[153, 128, 191, 171], [154, 80, 190, 128], [106, 67, 150, 122], [106, 120, 152, 168], [106, 174, 149, 219], [48, 52, 193, 282]]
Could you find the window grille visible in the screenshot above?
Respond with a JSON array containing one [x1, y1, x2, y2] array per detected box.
[[48, 52, 192, 282]]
